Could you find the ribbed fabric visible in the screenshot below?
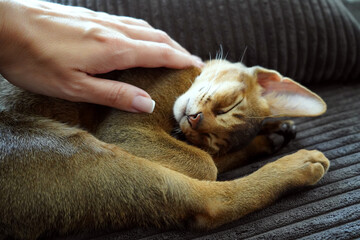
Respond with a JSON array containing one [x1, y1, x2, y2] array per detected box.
[[47, 0, 360, 84]]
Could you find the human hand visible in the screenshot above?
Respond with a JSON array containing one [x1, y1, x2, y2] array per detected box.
[[0, 0, 203, 113]]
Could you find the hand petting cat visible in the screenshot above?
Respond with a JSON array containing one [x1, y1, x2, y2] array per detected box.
[[0, 0, 203, 113]]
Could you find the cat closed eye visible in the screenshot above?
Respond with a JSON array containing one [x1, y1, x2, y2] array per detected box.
[[216, 110, 226, 115], [215, 98, 244, 116]]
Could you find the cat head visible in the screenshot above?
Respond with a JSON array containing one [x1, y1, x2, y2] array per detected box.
[[173, 60, 326, 155]]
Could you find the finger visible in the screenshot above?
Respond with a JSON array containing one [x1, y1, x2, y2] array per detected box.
[[119, 40, 204, 69], [117, 16, 154, 28], [119, 25, 190, 55], [75, 75, 156, 113]]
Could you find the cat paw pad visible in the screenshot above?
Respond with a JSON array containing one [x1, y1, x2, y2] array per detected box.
[[260, 120, 297, 153], [275, 120, 297, 149]]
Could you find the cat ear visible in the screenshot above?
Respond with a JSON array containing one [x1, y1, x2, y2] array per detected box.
[[251, 67, 327, 117]]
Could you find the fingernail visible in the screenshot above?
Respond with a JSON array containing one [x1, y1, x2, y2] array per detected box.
[[192, 55, 205, 68], [132, 96, 156, 113]]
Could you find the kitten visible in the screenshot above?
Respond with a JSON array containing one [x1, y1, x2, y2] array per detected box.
[[0, 60, 328, 239]]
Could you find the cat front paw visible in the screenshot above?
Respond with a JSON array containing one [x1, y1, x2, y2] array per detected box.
[[260, 120, 297, 153], [271, 149, 330, 186]]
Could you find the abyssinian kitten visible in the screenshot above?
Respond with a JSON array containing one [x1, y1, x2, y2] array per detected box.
[[0, 60, 329, 239]]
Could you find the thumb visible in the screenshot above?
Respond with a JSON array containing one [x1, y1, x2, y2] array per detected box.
[[78, 76, 155, 113]]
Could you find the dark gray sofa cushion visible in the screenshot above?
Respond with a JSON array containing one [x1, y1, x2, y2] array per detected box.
[[49, 0, 360, 84]]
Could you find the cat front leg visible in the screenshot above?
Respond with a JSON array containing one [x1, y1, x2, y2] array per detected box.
[[192, 149, 330, 229]]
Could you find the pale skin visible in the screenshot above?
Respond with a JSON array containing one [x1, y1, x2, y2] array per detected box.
[[0, 0, 203, 113]]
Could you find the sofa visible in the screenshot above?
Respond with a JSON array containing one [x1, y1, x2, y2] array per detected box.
[[45, 0, 360, 239]]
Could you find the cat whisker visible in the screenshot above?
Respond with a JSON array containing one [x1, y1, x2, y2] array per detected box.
[[240, 46, 248, 63], [216, 44, 224, 60], [223, 50, 229, 60]]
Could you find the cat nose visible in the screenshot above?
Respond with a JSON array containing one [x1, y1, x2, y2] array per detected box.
[[187, 112, 203, 129]]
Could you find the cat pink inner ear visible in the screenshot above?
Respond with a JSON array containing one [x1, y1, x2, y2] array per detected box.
[[256, 69, 327, 117]]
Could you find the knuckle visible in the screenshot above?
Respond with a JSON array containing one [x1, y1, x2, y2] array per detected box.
[[117, 22, 131, 33], [138, 19, 151, 27], [158, 43, 174, 60], [105, 83, 127, 106], [83, 25, 107, 42], [155, 30, 171, 43], [60, 78, 84, 102]]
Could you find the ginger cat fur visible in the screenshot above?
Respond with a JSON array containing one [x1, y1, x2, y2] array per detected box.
[[0, 60, 329, 239]]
